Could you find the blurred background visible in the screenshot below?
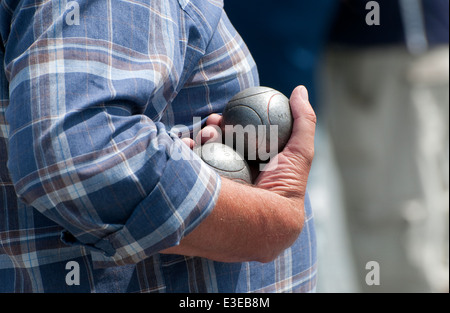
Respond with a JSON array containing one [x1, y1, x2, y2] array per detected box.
[[225, 0, 449, 293]]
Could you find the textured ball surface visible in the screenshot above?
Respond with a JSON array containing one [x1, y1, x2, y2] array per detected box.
[[194, 143, 252, 184], [222, 86, 293, 160]]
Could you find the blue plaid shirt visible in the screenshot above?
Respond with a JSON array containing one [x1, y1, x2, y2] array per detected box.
[[0, 0, 317, 293]]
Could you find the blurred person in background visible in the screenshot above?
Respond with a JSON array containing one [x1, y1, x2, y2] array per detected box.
[[323, 0, 449, 292]]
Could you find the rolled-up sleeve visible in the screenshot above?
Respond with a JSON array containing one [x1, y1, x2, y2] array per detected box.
[[4, 0, 223, 266]]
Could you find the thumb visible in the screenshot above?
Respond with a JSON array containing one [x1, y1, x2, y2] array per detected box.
[[283, 86, 317, 164]]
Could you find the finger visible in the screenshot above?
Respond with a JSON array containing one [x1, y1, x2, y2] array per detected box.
[[181, 138, 195, 150], [284, 86, 317, 162], [206, 114, 223, 127], [195, 125, 223, 145]]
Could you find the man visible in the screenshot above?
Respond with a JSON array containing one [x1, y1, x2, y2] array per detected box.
[[0, 0, 317, 292]]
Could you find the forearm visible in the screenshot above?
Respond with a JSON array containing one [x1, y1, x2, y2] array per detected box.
[[161, 178, 304, 263]]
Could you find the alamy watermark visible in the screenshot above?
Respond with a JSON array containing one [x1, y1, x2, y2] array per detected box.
[[64, 259, 383, 288], [65, 1, 380, 27], [366, 1, 380, 26], [65, 261, 80, 286], [171, 117, 281, 171], [65, 1, 80, 26], [365, 261, 381, 286]]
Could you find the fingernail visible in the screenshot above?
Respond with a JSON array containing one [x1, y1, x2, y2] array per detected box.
[[300, 86, 309, 102]]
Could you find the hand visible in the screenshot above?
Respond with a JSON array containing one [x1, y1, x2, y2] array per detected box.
[[163, 86, 316, 263], [182, 86, 316, 191], [255, 86, 316, 201]]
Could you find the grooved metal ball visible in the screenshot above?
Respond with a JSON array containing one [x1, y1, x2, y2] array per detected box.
[[222, 86, 293, 161], [194, 143, 252, 184]]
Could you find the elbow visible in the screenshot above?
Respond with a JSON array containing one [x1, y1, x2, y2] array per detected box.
[[257, 232, 304, 265], [255, 205, 305, 264]]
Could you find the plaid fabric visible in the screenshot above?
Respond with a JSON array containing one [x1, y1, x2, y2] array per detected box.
[[0, 0, 317, 292]]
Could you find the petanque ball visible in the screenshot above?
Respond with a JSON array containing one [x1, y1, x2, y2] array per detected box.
[[221, 86, 293, 161], [194, 142, 252, 184]]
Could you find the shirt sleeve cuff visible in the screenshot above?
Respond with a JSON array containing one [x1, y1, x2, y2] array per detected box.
[[63, 138, 222, 268]]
